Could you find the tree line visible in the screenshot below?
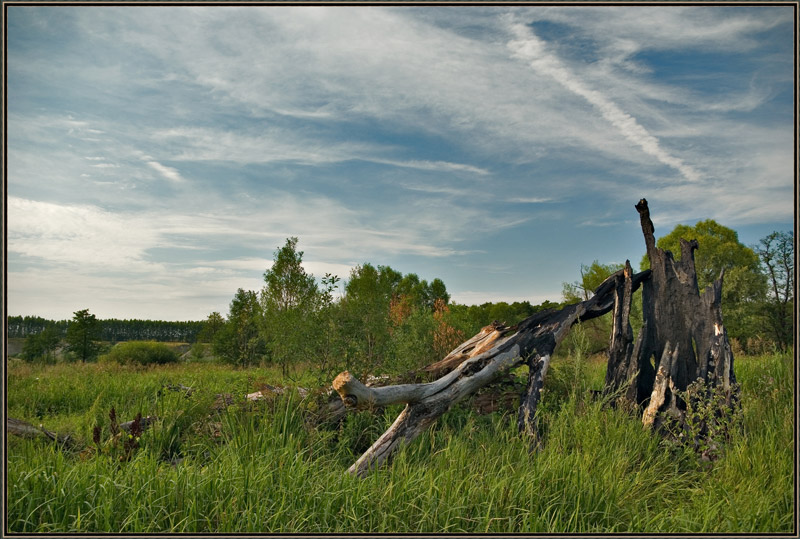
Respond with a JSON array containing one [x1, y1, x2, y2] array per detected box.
[[8, 221, 792, 370], [8, 314, 204, 363], [8, 316, 204, 342]]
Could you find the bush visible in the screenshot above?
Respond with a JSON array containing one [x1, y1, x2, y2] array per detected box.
[[189, 342, 206, 360], [100, 341, 179, 366]]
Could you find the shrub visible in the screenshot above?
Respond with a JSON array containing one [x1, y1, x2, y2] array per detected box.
[[100, 341, 179, 366], [189, 342, 206, 360]]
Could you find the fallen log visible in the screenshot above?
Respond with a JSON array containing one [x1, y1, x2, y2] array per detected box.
[[7, 417, 80, 449], [333, 266, 651, 476], [6, 415, 157, 450]]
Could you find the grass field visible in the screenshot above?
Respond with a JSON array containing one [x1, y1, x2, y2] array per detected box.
[[5, 351, 795, 533]]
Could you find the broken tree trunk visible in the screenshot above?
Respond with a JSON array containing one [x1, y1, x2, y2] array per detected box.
[[333, 267, 650, 476], [604, 259, 655, 405], [606, 199, 739, 430]]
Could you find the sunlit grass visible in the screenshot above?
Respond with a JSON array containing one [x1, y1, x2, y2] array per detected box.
[[6, 352, 794, 533]]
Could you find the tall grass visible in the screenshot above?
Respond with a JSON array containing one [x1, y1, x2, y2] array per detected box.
[[6, 351, 794, 533]]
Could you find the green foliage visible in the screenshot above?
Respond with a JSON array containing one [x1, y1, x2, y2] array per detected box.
[[8, 316, 203, 343], [99, 318, 203, 343], [100, 341, 179, 366], [562, 260, 625, 303], [7, 316, 68, 339], [446, 300, 555, 338], [65, 309, 103, 362], [338, 263, 396, 376], [391, 307, 438, 372], [311, 273, 346, 385], [21, 324, 61, 363], [641, 220, 760, 284], [561, 261, 633, 354], [754, 231, 794, 352], [188, 342, 207, 361], [640, 220, 767, 344], [262, 237, 319, 311], [671, 379, 744, 460], [261, 238, 320, 376], [197, 312, 225, 344], [213, 290, 265, 368]]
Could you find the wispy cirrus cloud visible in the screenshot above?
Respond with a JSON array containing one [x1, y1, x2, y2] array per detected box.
[[507, 20, 702, 183], [6, 5, 793, 320]]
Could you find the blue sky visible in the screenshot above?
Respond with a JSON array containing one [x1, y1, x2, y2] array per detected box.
[[5, 5, 795, 321]]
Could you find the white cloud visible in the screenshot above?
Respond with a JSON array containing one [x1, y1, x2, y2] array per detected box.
[[7, 197, 162, 272], [370, 159, 490, 176], [7, 6, 794, 319], [522, 6, 788, 56], [146, 160, 185, 183], [507, 197, 553, 204]]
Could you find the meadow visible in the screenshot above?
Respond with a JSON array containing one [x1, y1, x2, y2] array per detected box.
[[5, 350, 795, 534]]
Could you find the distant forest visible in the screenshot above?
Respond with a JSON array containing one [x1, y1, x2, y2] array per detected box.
[[7, 316, 204, 343]]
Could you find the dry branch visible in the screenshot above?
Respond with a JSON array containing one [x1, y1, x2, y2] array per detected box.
[[7, 417, 80, 449]]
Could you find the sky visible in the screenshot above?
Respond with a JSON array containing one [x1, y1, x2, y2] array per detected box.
[[5, 4, 796, 322]]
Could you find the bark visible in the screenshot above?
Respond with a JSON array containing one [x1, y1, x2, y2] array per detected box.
[[604, 260, 655, 405], [604, 260, 636, 401], [423, 321, 513, 377]]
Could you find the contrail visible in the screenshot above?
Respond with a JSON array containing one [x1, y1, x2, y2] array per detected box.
[[507, 22, 701, 183]]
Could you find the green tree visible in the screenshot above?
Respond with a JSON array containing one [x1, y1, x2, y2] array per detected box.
[[198, 311, 225, 343], [313, 273, 345, 384], [562, 261, 625, 303], [262, 237, 318, 311], [340, 263, 398, 377], [755, 231, 794, 352], [213, 290, 265, 367], [428, 278, 451, 308], [21, 324, 61, 363], [261, 237, 320, 376], [641, 220, 767, 345], [65, 309, 102, 362]]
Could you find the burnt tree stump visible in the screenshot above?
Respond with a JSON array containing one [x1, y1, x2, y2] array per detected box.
[[606, 199, 739, 430]]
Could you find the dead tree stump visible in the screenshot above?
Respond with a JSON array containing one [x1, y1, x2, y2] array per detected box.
[[606, 199, 739, 431]]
